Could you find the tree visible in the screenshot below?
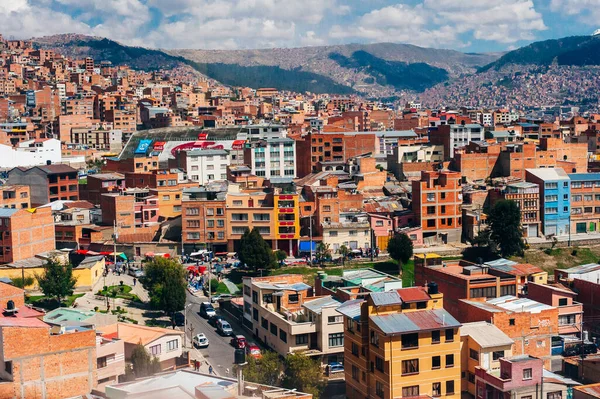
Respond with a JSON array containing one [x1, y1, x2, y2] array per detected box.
[[130, 343, 161, 378], [315, 242, 331, 266], [339, 245, 350, 266], [274, 250, 287, 266], [489, 200, 525, 257], [238, 228, 277, 271], [241, 350, 284, 386], [387, 233, 414, 275], [463, 229, 496, 263], [141, 257, 186, 315], [12, 276, 34, 289], [35, 259, 77, 304], [283, 352, 326, 399]]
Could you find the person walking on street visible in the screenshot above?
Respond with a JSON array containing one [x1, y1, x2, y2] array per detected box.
[[133, 278, 137, 287], [208, 365, 213, 375]]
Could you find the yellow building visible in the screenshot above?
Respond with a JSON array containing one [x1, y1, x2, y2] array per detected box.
[[150, 187, 183, 219], [460, 321, 514, 396], [338, 285, 461, 399], [0, 251, 104, 290]]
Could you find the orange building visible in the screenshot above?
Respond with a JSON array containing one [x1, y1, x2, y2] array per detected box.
[[412, 170, 463, 243], [309, 132, 378, 172], [0, 185, 30, 209], [182, 188, 227, 253], [0, 207, 55, 264]]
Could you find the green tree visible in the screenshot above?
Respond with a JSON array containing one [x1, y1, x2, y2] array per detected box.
[[141, 257, 186, 315], [283, 352, 326, 399], [241, 350, 284, 386], [130, 343, 161, 378], [12, 276, 34, 289], [238, 228, 277, 271], [387, 233, 414, 275], [489, 200, 525, 257], [35, 259, 77, 304], [463, 229, 497, 263], [315, 242, 331, 266], [338, 245, 350, 266], [274, 250, 287, 265]]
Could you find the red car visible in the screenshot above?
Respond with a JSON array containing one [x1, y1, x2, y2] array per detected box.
[[246, 344, 261, 359], [230, 335, 247, 349]]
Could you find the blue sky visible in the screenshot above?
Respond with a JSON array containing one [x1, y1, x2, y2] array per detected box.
[[1, 0, 598, 52]]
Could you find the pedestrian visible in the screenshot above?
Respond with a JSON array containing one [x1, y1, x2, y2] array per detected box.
[[208, 365, 213, 375], [172, 319, 176, 329], [133, 278, 137, 287], [195, 360, 200, 371]]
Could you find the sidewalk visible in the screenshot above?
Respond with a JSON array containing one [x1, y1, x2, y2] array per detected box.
[[93, 272, 149, 302]]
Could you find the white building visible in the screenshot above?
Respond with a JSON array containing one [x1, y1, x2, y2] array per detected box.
[[184, 149, 230, 185], [238, 124, 287, 142], [0, 138, 62, 169], [448, 123, 484, 157], [246, 138, 296, 178]]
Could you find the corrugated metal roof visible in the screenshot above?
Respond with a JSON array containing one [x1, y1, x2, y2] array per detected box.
[[370, 309, 460, 335], [0, 208, 19, 217], [460, 321, 514, 348], [371, 291, 402, 307], [336, 299, 363, 321], [568, 173, 600, 182], [487, 296, 555, 313], [397, 287, 431, 303], [561, 263, 600, 274], [303, 296, 342, 314]]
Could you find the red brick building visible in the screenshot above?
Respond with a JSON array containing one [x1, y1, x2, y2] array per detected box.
[[0, 207, 55, 264], [308, 132, 377, 172], [412, 170, 463, 243], [0, 186, 30, 209], [7, 164, 79, 206]]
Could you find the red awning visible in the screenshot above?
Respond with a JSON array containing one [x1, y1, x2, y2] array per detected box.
[[198, 133, 208, 140], [75, 249, 89, 255], [231, 140, 245, 150]]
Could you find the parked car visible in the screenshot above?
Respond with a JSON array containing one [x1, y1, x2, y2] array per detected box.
[[171, 312, 185, 326], [246, 344, 261, 359], [208, 314, 225, 327], [192, 333, 209, 348], [326, 362, 344, 376], [216, 320, 233, 336], [128, 267, 144, 277], [230, 335, 247, 349], [211, 294, 232, 303], [199, 302, 216, 318]]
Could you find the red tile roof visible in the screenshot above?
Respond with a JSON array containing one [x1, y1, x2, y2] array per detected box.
[[397, 287, 431, 303]]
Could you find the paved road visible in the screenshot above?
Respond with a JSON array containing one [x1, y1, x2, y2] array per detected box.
[[184, 292, 238, 377]]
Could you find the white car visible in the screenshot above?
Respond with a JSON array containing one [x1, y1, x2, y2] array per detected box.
[[192, 333, 209, 348]]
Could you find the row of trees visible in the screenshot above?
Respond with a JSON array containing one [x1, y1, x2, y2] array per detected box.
[[241, 351, 326, 399]]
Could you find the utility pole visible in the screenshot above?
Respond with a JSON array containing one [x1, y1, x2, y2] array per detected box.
[[113, 220, 118, 269], [309, 213, 313, 264]]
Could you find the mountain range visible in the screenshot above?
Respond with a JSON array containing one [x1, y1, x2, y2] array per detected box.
[[32, 34, 600, 106]]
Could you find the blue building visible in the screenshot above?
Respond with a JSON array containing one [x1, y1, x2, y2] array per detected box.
[[526, 168, 570, 237]]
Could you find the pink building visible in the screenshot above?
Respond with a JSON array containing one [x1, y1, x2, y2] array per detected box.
[[134, 196, 160, 224], [96, 333, 125, 390], [476, 356, 543, 399], [527, 282, 583, 337]]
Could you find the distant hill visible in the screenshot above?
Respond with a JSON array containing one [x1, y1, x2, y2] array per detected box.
[[480, 35, 600, 71], [33, 34, 500, 96]]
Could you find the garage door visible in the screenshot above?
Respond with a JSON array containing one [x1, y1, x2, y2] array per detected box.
[[545, 225, 557, 236], [576, 222, 586, 234], [528, 224, 538, 237]]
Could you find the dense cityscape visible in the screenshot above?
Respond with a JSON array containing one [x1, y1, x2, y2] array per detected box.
[[2, 18, 600, 399]]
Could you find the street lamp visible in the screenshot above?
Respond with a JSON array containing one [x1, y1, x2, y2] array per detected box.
[[183, 303, 194, 348]]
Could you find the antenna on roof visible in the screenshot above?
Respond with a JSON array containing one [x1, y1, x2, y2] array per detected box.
[[442, 314, 446, 326]]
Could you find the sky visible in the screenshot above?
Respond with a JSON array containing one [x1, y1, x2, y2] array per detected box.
[[0, 0, 598, 52]]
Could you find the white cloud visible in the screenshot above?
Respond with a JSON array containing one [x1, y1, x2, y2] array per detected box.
[[299, 31, 327, 47], [329, 0, 546, 47], [550, 0, 600, 25]]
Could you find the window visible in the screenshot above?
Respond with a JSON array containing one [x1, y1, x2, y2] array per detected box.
[[349, 230, 357, 236], [328, 315, 342, 324], [559, 314, 577, 325], [352, 365, 359, 381], [432, 330, 440, 344], [288, 294, 299, 303], [329, 332, 344, 347], [253, 308, 258, 321], [432, 382, 441, 397], [427, 206, 435, 214], [233, 200, 243, 206], [296, 334, 308, 345], [352, 342, 359, 356], [470, 286, 497, 298], [427, 193, 435, 202], [545, 195, 558, 202], [252, 291, 258, 304], [186, 208, 199, 216], [445, 329, 454, 342], [376, 381, 384, 398], [432, 356, 441, 369], [97, 356, 107, 369], [426, 219, 436, 228], [329, 231, 338, 237], [375, 356, 384, 372], [167, 339, 178, 352], [402, 385, 419, 397], [446, 354, 454, 367], [468, 372, 476, 383], [261, 317, 268, 329], [402, 333, 418, 349], [547, 392, 562, 399], [280, 329, 287, 343], [470, 349, 479, 360], [150, 344, 161, 356], [492, 350, 504, 361], [402, 359, 419, 375], [446, 380, 455, 395], [323, 205, 331, 212], [523, 368, 532, 380], [371, 330, 380, 347], [270, 323, 278, 336], [545, 182, 558, 189], [347, 318, 355, 332], [558, 298, 568, 306], [573, 195, 582, 202], [545, 207, 558, 214], [509, 318, 515, 326]]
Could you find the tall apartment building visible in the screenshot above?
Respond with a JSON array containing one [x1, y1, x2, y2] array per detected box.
[[337, 286, 461, 399], [430, 123, 484, 158], [70, 127, 122, 152], [308, 132, 377, 172], [568, 173, 600, 234], [7, 164, 79, 205], [499, 182, 541, 238], [244, 138, 297, 179], [177, 148, 230, 184], [242, 274, 345, 366], [181, 186, 228, 253], [0, 207, 55, 264], [412, 170, 463, 243], [526, 168, 571, 237]]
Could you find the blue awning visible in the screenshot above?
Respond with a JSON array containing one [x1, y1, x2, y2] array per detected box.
[[299, 241, 317, 252]]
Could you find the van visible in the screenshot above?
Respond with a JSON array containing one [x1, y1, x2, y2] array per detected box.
[[217, 320, 233, 336], [199, 302, 216, 318]]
